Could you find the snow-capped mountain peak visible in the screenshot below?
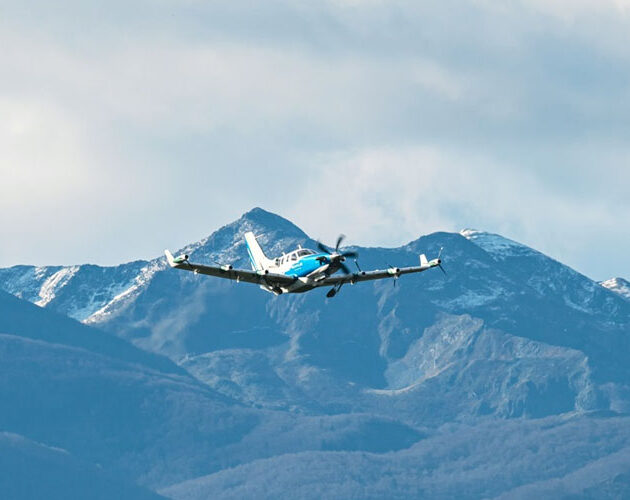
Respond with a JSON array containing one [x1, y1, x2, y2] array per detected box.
[[600, 277, 630, 301], [460, 228, 537, 260]]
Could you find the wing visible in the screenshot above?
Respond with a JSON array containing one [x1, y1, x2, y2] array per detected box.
[[318, 254, 441, 287], [164, 250, 296, 287]]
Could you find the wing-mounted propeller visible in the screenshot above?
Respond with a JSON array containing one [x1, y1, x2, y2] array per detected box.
[[316, 234, 358, 275], [385, 262, 401, 287], [431, 247, 447, 276]]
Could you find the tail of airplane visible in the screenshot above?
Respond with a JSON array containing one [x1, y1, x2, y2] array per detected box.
[[244, 232, 273, 271]]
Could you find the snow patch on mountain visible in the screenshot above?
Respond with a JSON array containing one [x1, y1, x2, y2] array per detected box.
[[0, 262, 150, 322], [460, 229, 537, 260], [601, 278, 630, 302], [85, 260, 167, 325], [68, 278, 140, 322], [0, 265, 62, 303], [442, 287, 505, 309], [34, 266, 79, 307]]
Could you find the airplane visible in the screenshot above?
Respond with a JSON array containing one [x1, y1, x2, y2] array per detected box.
[[165, 232, 445, 298]]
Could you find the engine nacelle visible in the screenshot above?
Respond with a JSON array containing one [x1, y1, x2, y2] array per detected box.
[[173, 254, 189, 264]]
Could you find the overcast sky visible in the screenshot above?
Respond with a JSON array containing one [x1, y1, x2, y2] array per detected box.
[[1, 0, 629, 280]]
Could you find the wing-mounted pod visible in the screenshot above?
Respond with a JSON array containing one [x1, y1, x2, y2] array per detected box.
[[428, 247, 446, 275], [165, 249, 189, 267], [387, 266, 401, 276]]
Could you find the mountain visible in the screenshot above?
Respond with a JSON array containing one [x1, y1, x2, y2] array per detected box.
[[161, 416, 630, 500], [0, 432, 165, 500], [0, 288, 182, 375], [0, 289, 427, 495], [2, 208, 630, 498], [5, 209, 628, 419], [0, 289, 256, 487], [601, 277, 630, 302]]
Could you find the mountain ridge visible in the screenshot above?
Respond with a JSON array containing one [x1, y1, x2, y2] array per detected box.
[[3, 208, 627, 415], [2, 208, 623, 326]]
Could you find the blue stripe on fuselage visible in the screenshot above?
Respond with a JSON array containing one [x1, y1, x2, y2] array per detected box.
[[285, 254, 329, 278]]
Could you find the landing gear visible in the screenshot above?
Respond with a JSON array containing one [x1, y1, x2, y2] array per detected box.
[[326, 283, 343, 298]]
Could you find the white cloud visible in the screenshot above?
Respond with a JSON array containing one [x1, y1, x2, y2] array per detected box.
[[290, 146, 630, 279], [521, 0, 630, 20], [0, 0, 628, 279], [0, 98, 88, 202]]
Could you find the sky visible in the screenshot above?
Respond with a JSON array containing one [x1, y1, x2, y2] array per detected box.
[[1, 0, 629, 281]]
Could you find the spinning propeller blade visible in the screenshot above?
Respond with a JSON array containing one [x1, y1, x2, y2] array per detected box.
[[437, 247, 447, 276], [317, 241, 332, 254], [335, 234, 345, 252], [317, 235, 359, 272]]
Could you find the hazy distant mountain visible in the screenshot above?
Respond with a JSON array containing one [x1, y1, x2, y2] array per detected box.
[[162, 416, 630, 500], [0, 289, 426, 495], [2, 208, 630, 498], [0, 432, 165, 500]]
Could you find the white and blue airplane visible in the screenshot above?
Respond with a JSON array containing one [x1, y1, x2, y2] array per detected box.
[[165, 232, 445, 298]]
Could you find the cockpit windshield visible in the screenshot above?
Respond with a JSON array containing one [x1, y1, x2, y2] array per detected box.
[[297, 249, 315, 257]]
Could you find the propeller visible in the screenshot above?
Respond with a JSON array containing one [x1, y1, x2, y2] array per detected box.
[[437, 247, 447, 276], [386, 262, 400, 288], [316, 234, 358, 275]]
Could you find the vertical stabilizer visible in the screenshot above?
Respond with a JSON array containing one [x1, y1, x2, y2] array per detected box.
[[244, 232, 272, 271]]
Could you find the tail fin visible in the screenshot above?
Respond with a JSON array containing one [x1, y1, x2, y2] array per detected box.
[[244, 232, 273, 271], [165, 249, 176, 267], [420, 254, 429, 267]]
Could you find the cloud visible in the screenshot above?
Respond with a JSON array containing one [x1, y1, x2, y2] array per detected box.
[[0, 0, 628, 279], [291, 146, 628, 251]]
